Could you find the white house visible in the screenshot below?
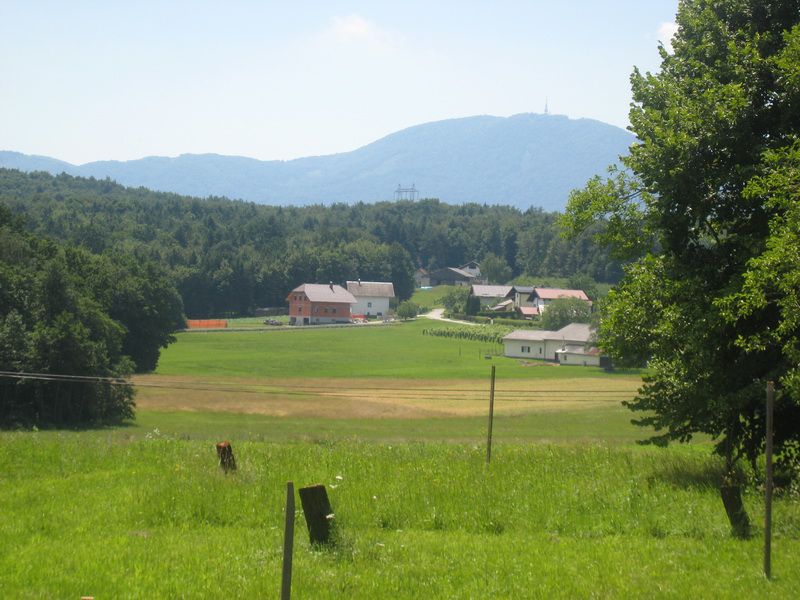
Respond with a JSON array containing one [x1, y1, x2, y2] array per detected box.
[[502, 323, 594, 362], [555, 345, 601, 367], [528, 288, 591, 312], [346, 280, 395, 317]]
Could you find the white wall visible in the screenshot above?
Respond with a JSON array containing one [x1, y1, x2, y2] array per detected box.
[[557, 352, 600, 366], [503, 340, 547, 359], [352, 296, 390, 317]]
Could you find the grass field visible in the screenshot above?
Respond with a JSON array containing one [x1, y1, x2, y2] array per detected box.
[[2, 435, 798, 597], [226, 315, 290, 328], [3, 319, 798, 597], [160, 318, 632, 380], [410, 285, 455, 309]]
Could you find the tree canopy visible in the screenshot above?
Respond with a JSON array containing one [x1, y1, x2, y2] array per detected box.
[[540, 298, 592, 331], [0, 168, 625, 318], [0, 205, 186, 426], [563, 0, 800, 476]]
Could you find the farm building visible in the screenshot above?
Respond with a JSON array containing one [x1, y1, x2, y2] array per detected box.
[[286, 283, 356, 325], [458, 260, 482, 278], [555, 345, 601, 367], [428, 267, 476, 287], [528, 287, 591, 312], [470, 284, 514, 307], [505, 285, 536, 308], [413, 268, 430, 287], [346, 280, 395, 317], [502, 323, 595, 362]]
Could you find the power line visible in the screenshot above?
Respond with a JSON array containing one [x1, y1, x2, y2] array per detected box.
[[0, 371, 637, 401]]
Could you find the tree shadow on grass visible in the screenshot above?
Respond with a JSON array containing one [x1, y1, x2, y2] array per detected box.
[[648, 456, 730, 490]]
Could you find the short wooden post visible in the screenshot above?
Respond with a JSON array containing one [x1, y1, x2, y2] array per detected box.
[[298, 484, 334, 545], [486, 365, 496, 464], [764, 381, 774, 579], [216, 441, 236, 473], [281, 482, 295, 600]]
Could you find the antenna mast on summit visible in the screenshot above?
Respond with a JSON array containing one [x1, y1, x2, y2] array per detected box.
[[544, 97, 549, 115], [394, 184, 418, 201]]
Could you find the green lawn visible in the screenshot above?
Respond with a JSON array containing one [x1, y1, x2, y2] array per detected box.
[[410, 285, 457, 309], [1, 434, 797, 597], [226, 315, 290, 328], [160, 318, 637, 381]]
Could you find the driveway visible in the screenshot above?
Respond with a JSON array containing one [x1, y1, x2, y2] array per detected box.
[[421, 308, 479, 325]]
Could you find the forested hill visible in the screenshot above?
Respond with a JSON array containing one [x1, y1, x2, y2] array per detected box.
[[0, 168, 622, 317], [0, 114, 632, 210]]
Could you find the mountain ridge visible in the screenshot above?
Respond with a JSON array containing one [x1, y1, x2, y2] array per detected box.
[[0, 113, 632, 210]]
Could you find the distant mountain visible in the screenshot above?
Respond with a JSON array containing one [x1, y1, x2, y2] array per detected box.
[[0, 113, 632, 210]]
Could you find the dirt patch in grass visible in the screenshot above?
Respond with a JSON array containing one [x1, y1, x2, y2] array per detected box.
[[131, 375, 640, 419]]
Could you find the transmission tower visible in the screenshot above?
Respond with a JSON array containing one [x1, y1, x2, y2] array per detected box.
[[394, 183, 419, 201]]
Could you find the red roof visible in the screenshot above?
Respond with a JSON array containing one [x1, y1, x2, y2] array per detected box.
[[518, 306, 540, 316]]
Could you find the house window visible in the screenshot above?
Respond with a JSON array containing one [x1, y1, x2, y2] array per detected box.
[[521, 346, 530, 353], [314, 307, 319, 314], [332, 308, 337, 314], [367, 302, 372, 308], [539, 347, 542, 354], [324, 307, 328, 314]]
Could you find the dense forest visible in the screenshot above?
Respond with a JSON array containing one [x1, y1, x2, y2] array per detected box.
[[0, 205, 184, 425], [0, 168, 622, 317]]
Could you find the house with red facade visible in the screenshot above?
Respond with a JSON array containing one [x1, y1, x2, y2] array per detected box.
[[286, 283, 356, 326]]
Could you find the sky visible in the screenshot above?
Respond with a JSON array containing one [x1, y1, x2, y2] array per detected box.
[[0, 1, 680, 165]]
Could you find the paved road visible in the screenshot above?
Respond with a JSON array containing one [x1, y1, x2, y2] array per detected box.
[[421, 308, 478, 325]]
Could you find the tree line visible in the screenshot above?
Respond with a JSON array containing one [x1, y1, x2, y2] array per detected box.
[[0, 169, 624, 318]]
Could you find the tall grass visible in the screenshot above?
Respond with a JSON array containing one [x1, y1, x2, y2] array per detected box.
[[1, 434, 798, 597]]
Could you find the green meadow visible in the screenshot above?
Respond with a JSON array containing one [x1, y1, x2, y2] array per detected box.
[[2, 435, 799, 598], [158, 318, 632, 380], [2, 319, 798, 597]]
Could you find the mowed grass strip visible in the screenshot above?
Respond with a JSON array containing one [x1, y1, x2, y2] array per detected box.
[[131, 374, 642, 420], [1, 436, 798, 597], [105, 405, 648, 443], [156, 318, 641, 381]]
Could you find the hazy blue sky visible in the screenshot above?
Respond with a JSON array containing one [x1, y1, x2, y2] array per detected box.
[[1, 1, 679, 164]]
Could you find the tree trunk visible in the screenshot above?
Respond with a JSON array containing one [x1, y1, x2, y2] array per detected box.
[[720, 485, 750, 539]]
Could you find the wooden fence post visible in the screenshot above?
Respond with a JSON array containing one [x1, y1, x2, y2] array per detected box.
[[486, 365, 496, 465], [281, 481, 295, 600], [215, 441, 236, 473], [765, 381, 774, 579], [298, 484, 334, 545]]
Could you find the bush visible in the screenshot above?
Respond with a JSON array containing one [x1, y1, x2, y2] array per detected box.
[[396, 301, 419, 320]]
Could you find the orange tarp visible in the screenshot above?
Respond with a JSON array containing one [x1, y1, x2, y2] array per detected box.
[[186, 319, 228, 329]]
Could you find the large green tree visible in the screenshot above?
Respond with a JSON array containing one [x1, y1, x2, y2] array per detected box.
[[563, 0, 800, 495], [0, 208, 135, 426]]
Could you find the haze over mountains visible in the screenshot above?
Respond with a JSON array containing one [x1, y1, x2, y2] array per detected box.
[[1, 113, 633, 211]]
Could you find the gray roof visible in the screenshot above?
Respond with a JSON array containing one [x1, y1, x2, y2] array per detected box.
[[346, 281, 395, 298], [509, 285, 534, 294], [502, 323, 592, 343], [448, 267, 476, 279], [471, 285, 513, 298], [290, 284, 356, 303]]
